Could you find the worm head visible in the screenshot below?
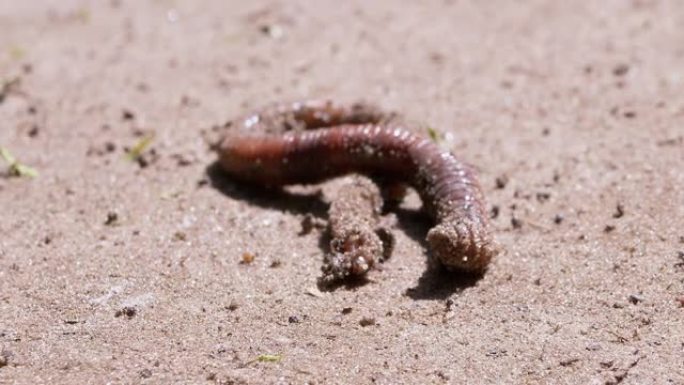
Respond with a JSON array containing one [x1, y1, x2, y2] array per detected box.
[[426, 218, 497, 274]]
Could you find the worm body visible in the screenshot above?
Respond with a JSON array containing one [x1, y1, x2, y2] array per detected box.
[[228, 100, 398, 280], [218, 118, 496, 273]]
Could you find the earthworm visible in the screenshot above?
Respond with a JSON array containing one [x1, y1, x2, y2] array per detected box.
[[227, 100, 398, 280], [217, 103, 497, 273]]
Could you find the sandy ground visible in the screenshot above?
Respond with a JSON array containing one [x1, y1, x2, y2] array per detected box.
[[1, 1, 683, 384]]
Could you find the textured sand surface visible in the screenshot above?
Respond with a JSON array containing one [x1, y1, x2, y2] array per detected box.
[[1, 1, 683, 384]]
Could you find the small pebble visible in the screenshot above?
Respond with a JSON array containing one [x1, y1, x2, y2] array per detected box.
[[628, 294, 644, 305], [122, 109, 135, 120], [105, 212, 119, 226], [586, 342, 602, 351], [28, 125, 39, 137], [240, 252, 255, 264], [115, 306, 137, 318], [495, 175, 508, 189], [613, 64, 630, 77], [0, 350, 9, 368], [536, 192, 551, 203], [490, 205, 500, 219], [269, 259, 282, 268], [559, 358, 580, 367], [359, 317, 376, 327], [260, 24, 284, 39]]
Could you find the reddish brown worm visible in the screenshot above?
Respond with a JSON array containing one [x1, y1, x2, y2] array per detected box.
[[227, 101, 399, 280], [217, 101, 497, 274]]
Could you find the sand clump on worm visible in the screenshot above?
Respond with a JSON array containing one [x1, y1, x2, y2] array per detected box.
[[216, 100, 497, 276], [326, 176, 395, 280]]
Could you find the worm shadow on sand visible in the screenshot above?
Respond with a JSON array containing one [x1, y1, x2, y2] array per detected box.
[[206, 162, 329, 218], [207, 163, 481, 297], [207, 162, 339, 284], [393, 207, 481, 300], [208, 163, 372, 290]]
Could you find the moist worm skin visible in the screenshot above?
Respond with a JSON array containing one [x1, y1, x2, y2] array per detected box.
[[229, 100, 398, 280], [217, 124, 496, 273]]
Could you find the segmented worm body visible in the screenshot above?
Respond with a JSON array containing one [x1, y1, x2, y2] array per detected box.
[[229, 100, 398, 280], [217, 101, 496, 274]]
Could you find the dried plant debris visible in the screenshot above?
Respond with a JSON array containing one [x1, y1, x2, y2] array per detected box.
[[125, 133, 157, 168], [245, 353, 282, 365], [0, 77, 22, 104], [125, 134, 154, 160], [426, 126, 441, 142], [0, 147, 38, 178]]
